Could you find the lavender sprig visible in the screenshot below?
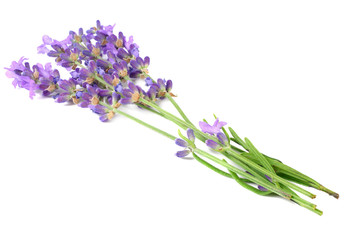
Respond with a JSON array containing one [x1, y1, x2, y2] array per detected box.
[[4, 20, 339, 216]]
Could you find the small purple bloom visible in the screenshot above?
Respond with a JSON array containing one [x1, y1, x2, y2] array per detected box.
[[265, 175, 272, 182], [37, 35, 53, 54], [205, 139, 220, 150], [130, 57, 150, 78], [187, 129, 195, 142], [258, 185, 268, 192], [120, 82, 142, 104], [176, 150, 191, 158], [90, 104, 115, 122], [175, 138, 188, 148], [175, 129, 196, 158], [216, 132, 228, 146], [113, 60, 128, 78], [199, 118, 227, 135], [5, 57, 39, 99], [145, 77, 153, 86]]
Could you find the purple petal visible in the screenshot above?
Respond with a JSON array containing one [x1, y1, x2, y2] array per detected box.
[[78, 101, 90, 108], [187, 129, 195, 142], [199, 121, 213, 134], [175, 138, 188, 147], [217, 132, 227, 145], [157, 79, 165, 90], [265, 175, 272, 182], [136, 57, 144, 67], [120, 98, 133, 104], [86, 85, 97, 96], [90, 105, 107, 114], [130, 59, 139, 69], [215, 119, 227, 129], [144, 56, 150, 66], [166, 80, 172, 92], [37, 44, 49, 54], [99, 114, 109, 122], [176, 150, 191, 158], [258, 186, 268, 192], [128, 82, 137, 93], [81, 93, 92, 101], [55, 92, 70, 103], [42, 35, 53, 44], [145, 77, 153, 86], [122, 89, 133, 98], [205, 140, 220, 150]]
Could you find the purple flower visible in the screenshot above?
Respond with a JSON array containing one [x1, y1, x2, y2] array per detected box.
[[117, 48, 133, 63], [187, 129, 195, 142], [258, 185, 268, 192], [80, 84, 110, 107], [175, 138, 188, 148], [145, 77, 153, 86], [216, 132, 228, 146], [113, 60, 128, 78], [176, 150, 191, 158], [89, 105, 115, 122], [129, 57, 150, 78], [199, 118, 227, 135], [36, 63, 61, 96], [265, 175, 272, 182], [60, 48, 81, 69], [205, 140, 220, 150], [124, 35, 139, 58], [55, 79, 77, 103], [175, 129, 196, 158], [205, 132, 228, 151], [146, 79, 174, 99], [79, 60, 97, 84], [120, 82, 143, 104], [37, 35, 53, 54], [5, 57, 39, 99]]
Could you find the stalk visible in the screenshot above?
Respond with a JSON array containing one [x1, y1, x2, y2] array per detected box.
[[100, 102, 176, 141]]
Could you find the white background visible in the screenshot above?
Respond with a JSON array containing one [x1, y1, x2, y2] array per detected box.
[[0, 0, 359, 239]]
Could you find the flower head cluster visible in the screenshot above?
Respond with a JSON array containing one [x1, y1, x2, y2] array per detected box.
[[5, 20, 175, 122]]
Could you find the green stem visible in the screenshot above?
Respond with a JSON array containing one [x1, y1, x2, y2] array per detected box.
[[139, 98, 218, 142], [100, 102, 176, 140], [228, 169, 273, 196], [226, 150, 316, 199], [165, 93, 194, 127], [194, 148, 291, 199], [140, 97, 316, 199]]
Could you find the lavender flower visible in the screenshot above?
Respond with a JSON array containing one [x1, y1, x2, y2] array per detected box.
[[199, 118, 227, 135], [130, 57, 150, 78], [36, 63, 60, 96], [120, 82, 143, 104], [55, 79, 78, 103], [205, 132, 228, 151], [205, 140, 220, 150], [5, 57, 38, 99], [80, 84, 110, 107], [258, 186, 268, 192], [113, 61, 128, 78], [4, 20, 338, 216], [90, 105, 115, 122], [175, 129, 196, 158]]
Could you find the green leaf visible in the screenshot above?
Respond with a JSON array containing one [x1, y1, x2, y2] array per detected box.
[[192, 153, 232, 178], [228, 127, 248, 150]]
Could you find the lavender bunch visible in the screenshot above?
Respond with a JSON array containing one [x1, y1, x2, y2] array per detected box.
[[5, 20, 339, 215]]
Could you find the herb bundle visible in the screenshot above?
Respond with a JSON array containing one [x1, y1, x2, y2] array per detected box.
[[5, 20, 338, 215]]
